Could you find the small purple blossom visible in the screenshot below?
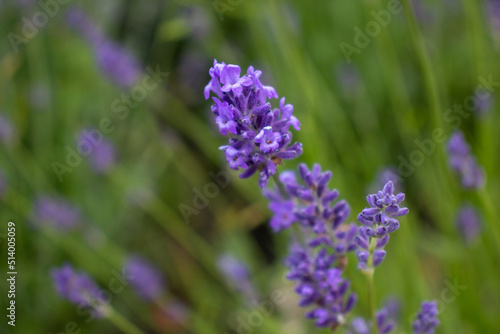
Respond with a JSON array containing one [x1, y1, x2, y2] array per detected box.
[[52, 264, 107, 317], [125, 255, 165, 301], [286, 245, 356, 328], [412, 301, 440, 334], [67, 7, 141, 88], [456, 204, 482, 244], [0, 115, 14, 144], [446, 131, 485, 189], [356, 181, 408, 269], [205, 60, 302, 188], [78, 133, 116, 173], [357, 181, 408, 237], [217, 254, 257, 303], [33, 196, 81, 231], [349, 307, 395, 334]]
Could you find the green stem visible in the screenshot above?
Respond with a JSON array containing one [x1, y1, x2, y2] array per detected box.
[[106, 306, 145, 334], [366, 237, 379, 334], [477, 187, 500, 247], [401, 0, 442, 129]]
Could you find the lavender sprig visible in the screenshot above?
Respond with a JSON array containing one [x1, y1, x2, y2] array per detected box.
[[412, 301, 439, 334], [204, 60, 303, 188], [446, 131, 484, 189]]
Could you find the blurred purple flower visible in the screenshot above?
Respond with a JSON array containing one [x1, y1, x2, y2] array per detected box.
[[66, 7, 141, 88], [456, 204, 482, 244], [0, 115, 14, 144], [52, 264, 107, 317], [474, 92, 493, 116], [78, 133, 116, 173], [412, 301, 439, 334], [217, 254, 257, 303], [446, 131, 485, 189], [375, 167, 403, 193], [125, 255, 165, 301], [33, 196, 81, 230]]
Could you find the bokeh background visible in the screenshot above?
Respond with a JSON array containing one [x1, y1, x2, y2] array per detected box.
[[1, 0, 499, 333]]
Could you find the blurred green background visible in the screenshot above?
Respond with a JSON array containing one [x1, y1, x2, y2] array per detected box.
[[1, 0, 499, 333]]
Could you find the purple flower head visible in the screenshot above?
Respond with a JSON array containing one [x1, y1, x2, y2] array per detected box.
[[356, 181, 408, 269], [348, 307, 395, 334], [0, 115, 14, 145], [205, 60, 302, 188], [412, 301, 439, 334], [51, 264, 107, 317], [77, 133, 116, 173], [456, 204, 482, 245], [125, 255, 165, 301], [269, 200, 296, 232], [286, 245, 356, 328], [33, 196, 81, 231], [67, 6, 141, 88], [474, 91, 493, 116], [217, 254, 257, 303], [446, 131, 485, 189], [357, 181, 408, 237]]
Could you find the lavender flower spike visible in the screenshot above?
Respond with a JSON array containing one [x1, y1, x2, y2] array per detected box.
[[52, 264, 107, 317], [446, 131, 485, 189], [125, 255, 166, 301], [456, 204, 482, 245], [286, 245, 356, 329], [412, 301, 440, 334], [217, 254, 258, 303], [356, 181, 408, 269], [205, 60, 302, 188], [66, 7, 142, 88], [33, 196, 81, 231]]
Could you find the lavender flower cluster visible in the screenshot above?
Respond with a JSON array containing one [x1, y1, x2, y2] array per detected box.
[[446, 130, 484, 189], [66, 7, 142, 88], [355, 181, 409, 270], [204, 60, 439, 333], [204, 60, 302, 188]]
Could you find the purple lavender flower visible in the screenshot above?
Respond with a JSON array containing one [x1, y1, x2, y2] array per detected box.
[[265, 164, 351, 239], [66, 7, 141, 88], [286, 245, 356, 329], [456, 204, 482, 244], [205, 60, 302, 188], [78, 133, 116, 173], [217, 254, 257, 303], [474, 92, 493, 116], [374, 167, 403, 193], [33, 196, 81, 231], [357, 181, 408, 238], [349, 307, 395, 334], [356, 181, 408, 269], [446, 131, 485, 189], [52, 264, 106, 317], [125, 255, 165, 301], [0, 115, 14, 145], [412, 301, 439, 334]]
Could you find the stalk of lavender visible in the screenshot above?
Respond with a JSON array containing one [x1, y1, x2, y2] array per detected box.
[[204, 60, 302, 188], [355, 181, 409, 334], [204, 61, 356, 329], [52, 264, 145, 334]]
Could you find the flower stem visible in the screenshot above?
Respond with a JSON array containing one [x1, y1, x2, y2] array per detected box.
[[106, 306, 145, 334], [366, 237, 379, 334]]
